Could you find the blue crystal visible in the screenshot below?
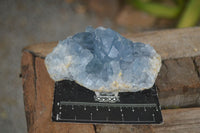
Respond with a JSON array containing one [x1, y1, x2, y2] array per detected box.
[[45, 27, 161, 92]]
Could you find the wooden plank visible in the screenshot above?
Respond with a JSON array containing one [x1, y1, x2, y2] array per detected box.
[[95, 125, 154, 133], [24, 27, 200, 60], [22, 55, 200, 133], [21, 50, 200, 133], [21, 52, 36, 133], [22, 28, 200, 108], [125, 27, 200, 60], [21, 27, 200, 132], [153, 107, 200, 133], [21, 53, 95, 133], [156, 57, 200, 107]]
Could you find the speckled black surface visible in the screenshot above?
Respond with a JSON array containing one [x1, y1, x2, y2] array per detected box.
[[52, 80, 162, 124]]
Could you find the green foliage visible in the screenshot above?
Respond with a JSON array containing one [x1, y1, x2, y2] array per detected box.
[[177, 0, 200, 28], [128, 0, 200, 28]]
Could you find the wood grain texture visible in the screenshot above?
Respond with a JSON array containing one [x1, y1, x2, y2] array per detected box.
[[153, 107, 200, 133], [22, 27, 200, 108], [21, 52, 36, 133], [24, 27, 200, 60], [126, 27, 200, 60], [22, 54, 95, 133], [21, 50, 200, 133], [21, 51, 200, 133], [95, 125, 154, 133], [21, 27, 200, 132], [156, 58, 200, 107], [22, 51, 200, 108]]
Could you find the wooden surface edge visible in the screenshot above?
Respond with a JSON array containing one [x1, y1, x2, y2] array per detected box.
[[152, 107, 200, 133], [23, 27, 200, 60], [22, 44, 200, 108], [21, 51, 36, 133], [23, 41, 58, 58], [21, 51, 95, 133], [21, 41, 200, 132]]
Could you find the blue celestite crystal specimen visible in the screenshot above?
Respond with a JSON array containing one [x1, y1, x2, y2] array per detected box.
[[45, 26, 161, 93]]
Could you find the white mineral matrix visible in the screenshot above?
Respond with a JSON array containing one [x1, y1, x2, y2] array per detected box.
[[45, 26, 161, 92]]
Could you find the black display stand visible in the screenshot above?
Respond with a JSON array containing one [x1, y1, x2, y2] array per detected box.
[[52, 80, 163, 124]]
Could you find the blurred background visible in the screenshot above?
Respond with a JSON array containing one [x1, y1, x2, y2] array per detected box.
[[0, 0, 200, 132]]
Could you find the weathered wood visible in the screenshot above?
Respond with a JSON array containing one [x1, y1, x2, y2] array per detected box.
[[153, 107, 200, 133], [21, 52, 36, 133], [24, 27, 200, 60], [22, 53, 200, 133], [21, 27, 200, 132], [23, 27, 200, 108], [21, 53, 95, 133], [126, 27, 200, 60], [157, 57, 200, 107], [95, 107, 200, 133]]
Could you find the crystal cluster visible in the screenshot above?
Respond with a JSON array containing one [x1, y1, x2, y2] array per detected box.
[[45, 27, 161, 92]]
